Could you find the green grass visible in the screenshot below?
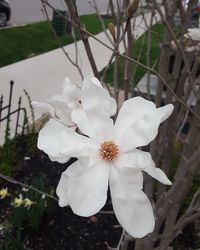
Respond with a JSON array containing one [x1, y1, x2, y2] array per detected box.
[[0, 14, 112, 67], [101, 23, 164, 87]]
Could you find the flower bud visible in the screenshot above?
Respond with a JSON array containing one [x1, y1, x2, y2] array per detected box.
[[197, 57, 200, 65], [170, 40, 177, 50], [174, 138, 182, 150], [108, 22, 116, 41], [127, 0, 140, 17]]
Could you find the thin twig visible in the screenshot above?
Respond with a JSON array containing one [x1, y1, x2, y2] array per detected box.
[[0, 173, 58, 201], [41, 0, 200, 121], [188, 188, 200, 210], [41, 0, 84, 79], [153, 0, 197, 97], [101, 16, 132, 82], [89, 0, 114, 45]]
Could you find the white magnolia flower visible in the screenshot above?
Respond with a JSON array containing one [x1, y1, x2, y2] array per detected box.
[[35, 76, 116, 163], [33, 77, 80, 128], [38, 82, 174, 238]]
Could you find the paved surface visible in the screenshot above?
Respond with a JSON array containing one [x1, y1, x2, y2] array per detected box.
[[0, 11, 160, 144], [8, 0, 147, 26], [9, 0, 103, 25]]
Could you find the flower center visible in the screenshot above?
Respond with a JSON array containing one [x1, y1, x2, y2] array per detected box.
[[99, 141, 119, 162]]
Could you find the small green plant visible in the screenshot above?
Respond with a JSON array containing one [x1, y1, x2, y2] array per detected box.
[[25, 180, 47, 231], [2, 228, 32, 250], [0, 140, 18, 176], [0, 88, 38, 176], [10, 177, 55, 231]]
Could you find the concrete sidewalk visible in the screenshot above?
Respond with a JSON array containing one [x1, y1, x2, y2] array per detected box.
[[0, 12, 160, 144]]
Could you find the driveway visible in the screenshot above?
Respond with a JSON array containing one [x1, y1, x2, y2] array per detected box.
[[9, 0, 114, 25], [9, 0, 146, 26]]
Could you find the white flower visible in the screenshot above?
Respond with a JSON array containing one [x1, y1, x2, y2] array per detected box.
[[37, 79, 174, 238], [33, 77, 80, 128], [35, 76, 116, 163]]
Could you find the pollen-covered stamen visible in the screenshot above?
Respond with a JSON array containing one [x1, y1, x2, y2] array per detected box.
[[99, 141, 119, 162]]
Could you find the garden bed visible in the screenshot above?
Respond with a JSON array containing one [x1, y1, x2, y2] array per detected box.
[[0, 134, 199, 250]]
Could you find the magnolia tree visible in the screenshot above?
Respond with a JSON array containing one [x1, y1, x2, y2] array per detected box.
[[36, 0, 200, 249], [1, 0, 200, 249]]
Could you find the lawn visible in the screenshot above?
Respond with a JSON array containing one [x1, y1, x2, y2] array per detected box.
[[0, 14, 112, 68], [101, 23, 164, 87]]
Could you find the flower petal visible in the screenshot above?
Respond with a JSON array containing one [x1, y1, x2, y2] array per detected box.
[[71, 108, 97, 139], [32, 101, 55, 117], [61, 77, 80, 110], [48, 155, 70, 164], [138, 151, 172, 185], [37, 118, 94, 161], [115, 100, 174, 151], [109, 166, 143, 199], [115, 150, 171, 185], [114, 97, 155, 137], [110, 166, 155, 238], [71, 76, 116, 142], [72, 108, 114, 142], [57, 161, 109, 216], [32, 99, 74, 127], [82, 76, 117, 117]]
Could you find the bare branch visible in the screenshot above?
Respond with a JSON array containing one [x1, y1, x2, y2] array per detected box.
[[41, 0, 84, 79], [64, 0, 100, 79], [0, 173, 58, 201]]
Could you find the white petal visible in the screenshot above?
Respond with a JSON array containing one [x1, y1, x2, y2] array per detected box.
[[33, 99, 73, 126], [114, 97, 155, 137], [109, 97, 117, 116], [157, 104, 174, 123], [84, 77, 117, 116], [56, 171, 71, 207], [110, 166, 155, 238], [46, 99, 73, 125], [115, 150, 171, 185], [72, 76, 116, 141], [57, 161, 109, 216], [62, 77, 80, 110], [109, 165, 143, 199], [32, 101, 55, 117], [37, 119, 94, 160], [71, 108, 97, 139], [48, 155, 70, 164], [115, 101, 174, 151], [82, 76, 117, 117], [56, 161, 85, 207], [72, 108, 114, 142]]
